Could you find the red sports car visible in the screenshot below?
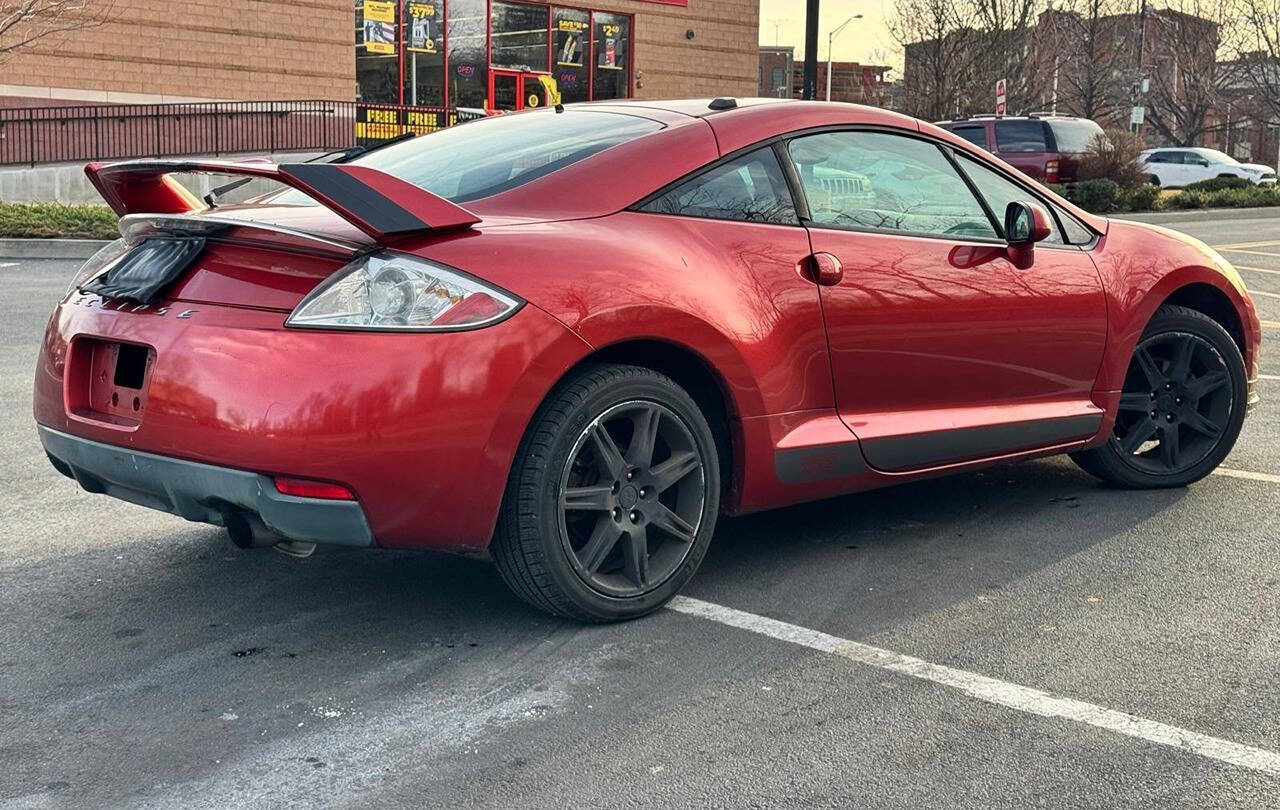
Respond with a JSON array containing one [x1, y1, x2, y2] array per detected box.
[[35, 98, 1261, 621]]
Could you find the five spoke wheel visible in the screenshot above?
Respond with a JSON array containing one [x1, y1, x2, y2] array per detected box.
[[558, 401, 706, 597], [1111, 331, 1233, 475]]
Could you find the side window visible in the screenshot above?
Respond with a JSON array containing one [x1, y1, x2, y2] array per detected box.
[[639, 147, 798, 225], [787, 131, 997, 239], [1057, 210, 1096, 245], [952, 126, 988, 149], [995, 120, 1049, 153], [955, 154, 1064, 245], [1145, 151, 1169, 164]]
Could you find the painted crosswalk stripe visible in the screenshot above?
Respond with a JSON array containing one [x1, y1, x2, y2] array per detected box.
[[668, 596, 1280, 776]]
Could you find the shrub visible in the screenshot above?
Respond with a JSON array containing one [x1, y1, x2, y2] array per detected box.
[[0, 202, 119, 239], [1077, 130, 1148, 192], [1165, 185, 1279, 209], [1041, 182, 1069, 199], [1071, 178, 1122, 213], [1166, 189, 1210, 209], [1122, 184, 1162, 212], [1184, 175, 1254, 193]]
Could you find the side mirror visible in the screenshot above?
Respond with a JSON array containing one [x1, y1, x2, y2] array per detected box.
[[1196, 158, 1210, 167], [1004, 200, 1052, 246]]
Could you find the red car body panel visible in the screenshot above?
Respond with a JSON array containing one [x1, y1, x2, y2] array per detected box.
[[35, 100, 1262, 553]]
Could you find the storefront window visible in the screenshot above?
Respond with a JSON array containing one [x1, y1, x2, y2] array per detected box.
[[492, 1, 549, 70], [591, 11, 630, 101], [447, 0, 488, 108], [356, 0, 400, 103], [552, 7, 589, 103], [403, 0, 444, 106]]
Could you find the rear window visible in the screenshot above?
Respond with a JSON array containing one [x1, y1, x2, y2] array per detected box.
[[995, 121, 1048, 153], [1046, 119, 1104, 153], [951, 126, 988, 149], [343, 110, 660, 203]]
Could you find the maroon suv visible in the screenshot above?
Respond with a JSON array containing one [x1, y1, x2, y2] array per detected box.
[[936, 114, 1104, 184]]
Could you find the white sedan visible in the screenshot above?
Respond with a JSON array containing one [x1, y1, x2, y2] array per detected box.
[[1140, 147, 1277, 187]]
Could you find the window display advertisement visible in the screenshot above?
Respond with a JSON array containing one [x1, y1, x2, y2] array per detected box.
[[406, 0, 440, 53], [363, 0, 397, 53]]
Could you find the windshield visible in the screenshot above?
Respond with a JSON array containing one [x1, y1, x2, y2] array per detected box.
[[273, 110, 662, 205], [1046, 119, 1104, 153], [1198, 149, 1238, 165]]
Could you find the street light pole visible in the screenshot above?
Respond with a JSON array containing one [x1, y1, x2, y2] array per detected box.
[[825, 14, 863, 103]]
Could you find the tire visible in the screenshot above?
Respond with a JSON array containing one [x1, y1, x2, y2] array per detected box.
[[1070, 304, 1247, 488], [491, 363, 721, 622], [1148, 174, 1161, 187]]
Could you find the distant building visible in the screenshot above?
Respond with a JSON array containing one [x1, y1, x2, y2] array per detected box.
[[790, 61, 893, 107], [759, 46, 794, 98]]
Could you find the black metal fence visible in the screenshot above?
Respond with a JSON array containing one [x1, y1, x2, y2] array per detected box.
[[0, 100, 456, 167]]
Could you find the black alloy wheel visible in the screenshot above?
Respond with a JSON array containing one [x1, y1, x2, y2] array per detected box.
[[1111, 331, 1233, 474], [1070, 305, 1247, 489], [492, 364, 720, 622], [558, 400, 705, 597]]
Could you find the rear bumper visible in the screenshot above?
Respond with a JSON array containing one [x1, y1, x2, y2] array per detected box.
[[39, 424, 374, 546]]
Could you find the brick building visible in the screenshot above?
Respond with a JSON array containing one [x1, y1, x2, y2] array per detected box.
[[758, 45, 793, 98], [0, 0, 757, 112], [789, 60, 893, 107]]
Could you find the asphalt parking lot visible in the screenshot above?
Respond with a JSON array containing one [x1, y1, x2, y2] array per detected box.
[[2, 211, 1279, 808]]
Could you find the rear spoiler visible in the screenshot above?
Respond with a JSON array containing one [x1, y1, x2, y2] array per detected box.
[[84, 159, 480, 243]]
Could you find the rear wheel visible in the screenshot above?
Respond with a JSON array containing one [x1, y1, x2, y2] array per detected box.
[[1070, 305, 1246, 488], [492, 364, 720, 621]]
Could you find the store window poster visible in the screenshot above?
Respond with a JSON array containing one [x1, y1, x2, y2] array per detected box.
[[406, 0, 440, 53], [598, 22, 621, 70], [556, 18, 585, 67], [364, 0, 396, 54]]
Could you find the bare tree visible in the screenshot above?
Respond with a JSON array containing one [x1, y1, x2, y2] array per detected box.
[[1039, 0, 1135, 126], [1142, 0, 1227, 145], [0, 1, 109, 62], [969, 0, 1047, 114], [889, 0, 981, 120], [1234, 0, 1280, 121]]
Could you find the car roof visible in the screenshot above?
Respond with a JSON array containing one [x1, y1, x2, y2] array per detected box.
[[575, 97, 796, 118]]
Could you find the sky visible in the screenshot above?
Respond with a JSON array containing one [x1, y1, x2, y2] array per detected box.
[[758, 0, 900, 70]]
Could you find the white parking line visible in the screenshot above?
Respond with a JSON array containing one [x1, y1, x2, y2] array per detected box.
[[1263, 320, 1280, 330], [1250, 289, 1280, 299], [1214, 241, 1280, 250], [1261, 374, 1280, 381], [1212, 467, 1280, 485], [0, 262, 17, 269], [1219, 248, 1280, 259], [1234, 265, 1280, 275], [667, 596, 1280, 776]]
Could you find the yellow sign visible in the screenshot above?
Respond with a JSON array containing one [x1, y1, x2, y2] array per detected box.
[[536, 74, 561, 107], [363, 0, 396, 54]]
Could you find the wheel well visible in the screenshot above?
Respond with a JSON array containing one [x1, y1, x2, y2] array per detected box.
[[1161, 282, 1247, 360], [576, 339, 737, 503]]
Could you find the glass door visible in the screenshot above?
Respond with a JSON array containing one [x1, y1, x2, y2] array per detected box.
[[490, 70, 521, 111]]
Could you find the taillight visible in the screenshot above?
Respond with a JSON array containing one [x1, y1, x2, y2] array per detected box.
[[1045, 160, 1060, 183], [274, 477, 356, 500]]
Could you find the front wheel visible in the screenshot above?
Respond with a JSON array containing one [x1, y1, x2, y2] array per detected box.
[[492, 364, 720, 621], [1070, 305, 1247, 488]]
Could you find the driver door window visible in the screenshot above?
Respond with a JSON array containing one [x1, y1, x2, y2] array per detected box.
[[786, 131, 997, 240]]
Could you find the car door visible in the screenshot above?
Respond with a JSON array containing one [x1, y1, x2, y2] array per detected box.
[[1171, 151, 1207, 186], [786, 129, 1108, 471]]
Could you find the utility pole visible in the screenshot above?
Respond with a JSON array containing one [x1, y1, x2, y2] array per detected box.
[[802, 0, 819, 100]]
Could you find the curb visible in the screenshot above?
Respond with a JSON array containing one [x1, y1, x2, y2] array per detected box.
[[0, 238, 108, 260]]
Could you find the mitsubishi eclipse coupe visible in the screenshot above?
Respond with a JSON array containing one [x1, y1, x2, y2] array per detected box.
[[35, 98, 1262, 622]]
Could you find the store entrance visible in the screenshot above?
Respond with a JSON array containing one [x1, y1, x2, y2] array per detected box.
[[489, 70, 551, 112]]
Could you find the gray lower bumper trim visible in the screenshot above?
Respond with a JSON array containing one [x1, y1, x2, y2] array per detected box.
[[37, 425, 374, 547]]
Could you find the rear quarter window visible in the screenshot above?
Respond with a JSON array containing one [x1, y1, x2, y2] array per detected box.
[[1045, 119, 1104, 153], [995, 121, 1049, 153], [951, 126, 988, 149]]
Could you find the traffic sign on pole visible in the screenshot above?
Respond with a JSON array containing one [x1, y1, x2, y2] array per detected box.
[[995, 79, 1007, 116]]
